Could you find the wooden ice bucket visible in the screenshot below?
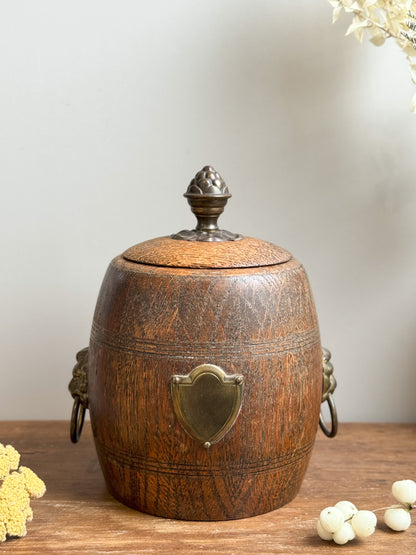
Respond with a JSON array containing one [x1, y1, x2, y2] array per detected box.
[[69, 166, 337, 520]]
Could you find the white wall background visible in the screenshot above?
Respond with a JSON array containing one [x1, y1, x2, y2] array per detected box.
[[1, 1, 415, 422]]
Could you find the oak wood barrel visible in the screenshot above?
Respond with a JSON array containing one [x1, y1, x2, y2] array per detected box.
[[69, 166, 337, 520]]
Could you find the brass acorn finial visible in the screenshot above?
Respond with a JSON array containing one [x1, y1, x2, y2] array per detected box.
[[171, 166, 240, 242], [185, 166, 230, 197]]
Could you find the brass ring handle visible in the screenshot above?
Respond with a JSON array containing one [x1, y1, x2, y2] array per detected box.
[[70, 397, 86, 443], [319, 393, 338, 438], [68, 347, 89, 443], [320, 347, 338, 438]]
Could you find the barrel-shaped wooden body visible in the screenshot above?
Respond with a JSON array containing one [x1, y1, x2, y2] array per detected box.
[[88, 254, 322, 520]]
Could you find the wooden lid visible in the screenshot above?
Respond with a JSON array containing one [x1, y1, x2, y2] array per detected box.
[[123, 166, 292, 269], [123, 236, 292, 269]]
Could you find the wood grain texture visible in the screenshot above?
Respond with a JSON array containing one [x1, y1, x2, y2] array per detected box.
[[122, 236, 292, 268], [88, 255, 321, 519], [0, 422, 415, 554]]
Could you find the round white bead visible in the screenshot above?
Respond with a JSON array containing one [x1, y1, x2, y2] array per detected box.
[[333, 522, 356, 545], [335, 500, 358, 520], [316, 519, 333, 541], [384, 508, 412, 531], [392, 480, 416, 505], [351, 510, 377, 538], [319, 506, 345, 533]]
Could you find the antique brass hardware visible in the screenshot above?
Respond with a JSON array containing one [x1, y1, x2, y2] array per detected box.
[[319, 348, 338, 438], [171, 364, 244, 447], [69, 347, 89, 443]]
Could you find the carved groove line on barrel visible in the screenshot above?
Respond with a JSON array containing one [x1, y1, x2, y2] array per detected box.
[[90, 322, 320, 358], [94, 437, 314, 476]]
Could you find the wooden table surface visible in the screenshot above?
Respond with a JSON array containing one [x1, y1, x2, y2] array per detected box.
[[0, 422, 415, 554]]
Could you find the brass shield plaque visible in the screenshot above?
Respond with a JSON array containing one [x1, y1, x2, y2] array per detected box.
[[171, 364, 244, 448]]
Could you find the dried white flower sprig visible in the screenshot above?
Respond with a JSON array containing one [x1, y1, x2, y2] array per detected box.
[[317, 479, 416, 545], [327, 1, 416, 111]]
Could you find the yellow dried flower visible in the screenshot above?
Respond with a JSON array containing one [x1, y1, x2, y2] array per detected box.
[[0, 443, 20, 480], [18, 467, 46, 499], [0, 444, 45, 543]]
